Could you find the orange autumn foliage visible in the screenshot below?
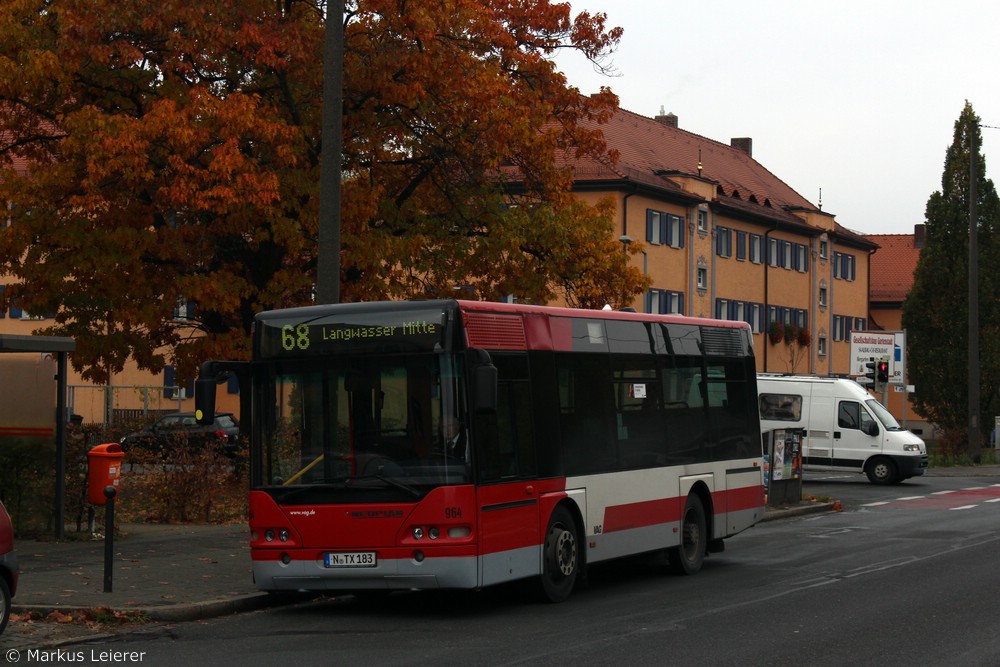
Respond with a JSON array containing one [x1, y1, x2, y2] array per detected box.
[[0, 0, 646, 382]]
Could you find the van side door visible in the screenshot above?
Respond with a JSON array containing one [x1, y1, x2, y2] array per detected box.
[[833, 400, 880, 471]]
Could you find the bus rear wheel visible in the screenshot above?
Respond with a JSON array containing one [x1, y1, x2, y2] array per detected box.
[[537, 505, 579, 603], [669, 494, 706, 575]]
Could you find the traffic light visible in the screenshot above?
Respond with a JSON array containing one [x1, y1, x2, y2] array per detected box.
[[864, 357, 877, 385], [875, 357, 889, 390]]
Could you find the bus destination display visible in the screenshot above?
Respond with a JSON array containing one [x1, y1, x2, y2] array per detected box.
[[258, 316, 444, 357]]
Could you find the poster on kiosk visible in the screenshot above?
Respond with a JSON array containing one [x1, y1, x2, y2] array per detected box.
[[765, 428, 803, 505]]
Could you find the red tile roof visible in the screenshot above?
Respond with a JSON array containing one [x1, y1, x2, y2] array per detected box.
[[564, 107, 876, 249], [569, 108, 815, 209], [867, 233, 920, 302]]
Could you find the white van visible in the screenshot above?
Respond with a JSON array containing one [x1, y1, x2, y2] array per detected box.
[[757, 375, 927, 484]]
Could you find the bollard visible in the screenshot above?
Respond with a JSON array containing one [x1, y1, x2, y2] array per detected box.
[[103, 485, 116, 593]]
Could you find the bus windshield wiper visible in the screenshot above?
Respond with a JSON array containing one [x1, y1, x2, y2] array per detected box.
[[368, 474, 422, 499]]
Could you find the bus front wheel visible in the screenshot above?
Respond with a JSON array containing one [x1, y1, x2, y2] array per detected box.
[[537, 505, 579, 603], [669, 494, 706, 575]]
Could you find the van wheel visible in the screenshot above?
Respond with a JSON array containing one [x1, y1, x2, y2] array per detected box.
[[866, 457, 898, 485], [537, 505, 579, 603], [669, 494, 706, 575]]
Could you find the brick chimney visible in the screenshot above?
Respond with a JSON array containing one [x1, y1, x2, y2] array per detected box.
[[731, 137, 753, 157], [655, 111, 678, 128], [914, 223, 925, 249]]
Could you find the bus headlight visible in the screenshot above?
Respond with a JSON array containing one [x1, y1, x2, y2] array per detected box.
[[412, 527, 424, 540]]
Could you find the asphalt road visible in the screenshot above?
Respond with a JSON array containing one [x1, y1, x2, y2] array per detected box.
[[63, 471, 1000, 667]]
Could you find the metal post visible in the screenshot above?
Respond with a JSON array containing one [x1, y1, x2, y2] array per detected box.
[[103, 486, 116, 593], [316, 0, 345, 305], [902, 328, 908, 428], [55, 352, 68, 540], [969, 122, 981, 460]]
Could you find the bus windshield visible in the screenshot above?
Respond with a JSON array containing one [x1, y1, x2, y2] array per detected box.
[[258, 352, 469, 501]]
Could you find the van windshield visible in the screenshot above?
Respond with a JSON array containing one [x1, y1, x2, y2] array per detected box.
[[865, 399, 902, 430]]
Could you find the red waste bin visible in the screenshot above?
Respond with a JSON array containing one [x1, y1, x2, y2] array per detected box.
[[87, 443, 124, 506]]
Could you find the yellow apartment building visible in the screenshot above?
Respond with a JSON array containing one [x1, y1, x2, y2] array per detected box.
[[0, 295, 234, 424], [563, 108, 876, 375]]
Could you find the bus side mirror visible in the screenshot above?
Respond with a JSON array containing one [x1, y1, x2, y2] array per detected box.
[[195, 360, 232, 425], [195, 376, 218, 425], [473, 365, 497, 414]]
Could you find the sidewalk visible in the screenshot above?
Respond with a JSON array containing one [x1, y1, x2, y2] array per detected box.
[[5, 522, 275, 650]]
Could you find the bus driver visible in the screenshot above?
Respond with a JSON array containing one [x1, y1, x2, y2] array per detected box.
[[442, 416, 468, 461]]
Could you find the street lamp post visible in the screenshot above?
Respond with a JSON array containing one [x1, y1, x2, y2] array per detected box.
[[316, 0, 345, 305]]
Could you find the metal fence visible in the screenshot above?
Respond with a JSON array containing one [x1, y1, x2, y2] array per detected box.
[[67, 384, 191, 425]]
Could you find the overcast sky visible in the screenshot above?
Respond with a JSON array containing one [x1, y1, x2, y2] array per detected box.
[[553, 1, 1000, 235]]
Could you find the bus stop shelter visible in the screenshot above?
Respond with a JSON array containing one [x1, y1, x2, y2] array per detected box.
[[0, 333, 76, 539]]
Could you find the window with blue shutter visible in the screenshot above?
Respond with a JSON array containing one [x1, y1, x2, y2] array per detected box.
[[715, 299, 727, 319], [736, 231, 747, 260], [646, 209, 669, 245], [664, 214, 684, 248], [647, 289, 685, 315], [749, 234, 762, 263], [716, 227, 732, 258], [164, 365, 176, 399]]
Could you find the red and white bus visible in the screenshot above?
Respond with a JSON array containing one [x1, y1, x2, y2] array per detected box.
[[196, 300, 765, 602]]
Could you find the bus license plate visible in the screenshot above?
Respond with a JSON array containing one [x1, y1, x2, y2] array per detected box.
[[324, 552, 377, 568]]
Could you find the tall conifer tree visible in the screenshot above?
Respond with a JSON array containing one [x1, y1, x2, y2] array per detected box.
[[902, 102, 1000, 455]]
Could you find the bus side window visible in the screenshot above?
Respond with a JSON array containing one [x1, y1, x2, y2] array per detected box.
[[557, 353, 615, 475]]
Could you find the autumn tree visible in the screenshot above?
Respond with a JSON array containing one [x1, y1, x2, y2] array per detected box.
[[0, 0, 646, 384], [902, 102, 1000, 456]]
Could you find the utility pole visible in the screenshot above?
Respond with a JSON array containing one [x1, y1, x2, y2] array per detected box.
[[968, 120, 981, 461], [316, 0, 344, 305]]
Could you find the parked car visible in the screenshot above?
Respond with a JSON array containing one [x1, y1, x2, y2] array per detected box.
[[0, 498, 18, 635], [120, 412, 242, 456]]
